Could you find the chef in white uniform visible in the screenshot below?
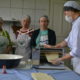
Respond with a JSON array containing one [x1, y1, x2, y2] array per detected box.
[[44, 1, 80, 74]]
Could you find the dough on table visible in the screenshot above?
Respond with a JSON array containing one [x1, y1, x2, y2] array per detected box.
[[31, 73, 55, 80], [45, 52, 59, 62]]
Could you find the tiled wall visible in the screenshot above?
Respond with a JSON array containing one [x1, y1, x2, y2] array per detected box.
[[0, 0, 73, 43]]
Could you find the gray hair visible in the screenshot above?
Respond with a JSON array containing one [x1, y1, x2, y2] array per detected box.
[[39, 15, 49, 23], [22, 15, 31, 22]]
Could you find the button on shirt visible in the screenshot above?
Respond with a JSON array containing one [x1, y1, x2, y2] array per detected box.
[[65, 17, 80, 57]]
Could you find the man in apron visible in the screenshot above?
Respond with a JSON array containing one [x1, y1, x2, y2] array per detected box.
[[44, 1, 80, 74]]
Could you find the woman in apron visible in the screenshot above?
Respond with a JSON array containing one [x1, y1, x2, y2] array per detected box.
[[15, 16, 34, 61], [0, 17, 12, 54], [44, 1, 80, 74]]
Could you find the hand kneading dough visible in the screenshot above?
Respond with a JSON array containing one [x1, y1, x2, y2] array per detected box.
[[31, 73, 55, 80], [45, 52, 59, 62]]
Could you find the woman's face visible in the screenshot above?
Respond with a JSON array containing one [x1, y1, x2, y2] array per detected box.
[[39, 17, 49, 28], [21, 18, 30, 28]]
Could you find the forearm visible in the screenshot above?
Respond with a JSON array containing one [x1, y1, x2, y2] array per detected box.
[[60, 53, 73, 61], [44, 40, 68, 49], [59, 41, 67, 48]]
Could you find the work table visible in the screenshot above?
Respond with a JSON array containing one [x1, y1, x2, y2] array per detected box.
[[0, 68, 80, 80], [0, 48, 79, 80]]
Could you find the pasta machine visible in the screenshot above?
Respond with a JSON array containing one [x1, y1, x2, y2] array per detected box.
[[32, 48, 66, 70]]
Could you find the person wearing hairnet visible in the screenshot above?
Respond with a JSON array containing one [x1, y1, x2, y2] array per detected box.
[[44, 1, 80, 74]]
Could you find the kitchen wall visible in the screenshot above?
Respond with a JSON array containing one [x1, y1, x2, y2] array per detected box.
[[0, 0, 76, 43]]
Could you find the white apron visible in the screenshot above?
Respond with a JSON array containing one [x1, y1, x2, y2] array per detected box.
[[15, 33, 31, 61], [72, 57, 80, 74]]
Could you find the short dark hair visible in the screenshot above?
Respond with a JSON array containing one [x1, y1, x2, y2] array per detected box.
[[39, 15, 49, 23], [64, 6, 80, 12]]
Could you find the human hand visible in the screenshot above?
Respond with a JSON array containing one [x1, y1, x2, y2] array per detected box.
[[49, 58, 62, 65], [54, 44, 62, 48], [44, 44, 53, 48]]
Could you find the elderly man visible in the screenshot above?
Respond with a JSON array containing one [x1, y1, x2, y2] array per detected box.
[[44, 1, 80, 74], [31, 15, 56, 48]]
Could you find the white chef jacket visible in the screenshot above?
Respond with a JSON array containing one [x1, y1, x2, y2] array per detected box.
[[65, 17, 80, 74], [65, 17, 80, 58]]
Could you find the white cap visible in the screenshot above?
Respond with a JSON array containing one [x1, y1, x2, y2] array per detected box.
[[64, 1, 80, 10]]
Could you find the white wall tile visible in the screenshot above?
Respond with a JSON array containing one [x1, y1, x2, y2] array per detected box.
[[23, 0, 35, 9], [36, 0, 49, 10], [0, 0, 10, 7], [52, 4, 63, 36], [11, 8, 22, 20], [0, 8, 11, 20], [11, 0, 23, 8]]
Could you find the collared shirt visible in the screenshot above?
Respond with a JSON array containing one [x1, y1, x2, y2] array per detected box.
[[65, 17, 80, 57]]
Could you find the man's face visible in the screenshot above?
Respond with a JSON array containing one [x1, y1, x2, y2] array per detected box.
[[39, 17, 48, 28], [21, 18, 30, 27]]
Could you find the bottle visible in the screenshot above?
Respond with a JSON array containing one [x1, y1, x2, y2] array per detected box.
[[2, 65, 7, 74], [26, 59, 32, 69]]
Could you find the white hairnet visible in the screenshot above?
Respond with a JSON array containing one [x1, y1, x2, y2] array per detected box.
[[64, 1, 80, 10]]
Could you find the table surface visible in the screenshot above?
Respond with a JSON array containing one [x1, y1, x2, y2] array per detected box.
[[0, 67, 80, 80]]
